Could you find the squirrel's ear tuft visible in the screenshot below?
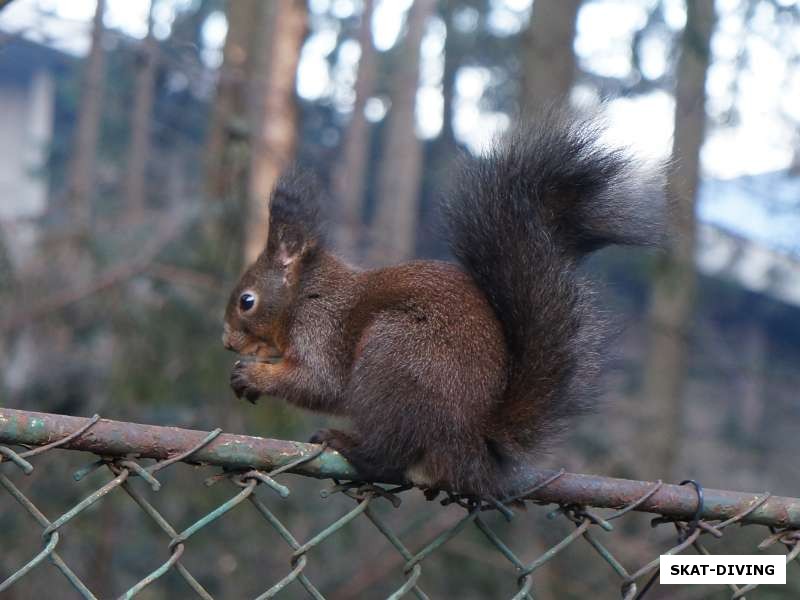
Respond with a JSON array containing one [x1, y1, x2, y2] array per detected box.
[[266, 168, 324, 266]]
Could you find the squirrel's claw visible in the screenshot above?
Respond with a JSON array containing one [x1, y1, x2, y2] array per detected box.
[[309, 428, 354, 451], [309, 428, 336, 445]]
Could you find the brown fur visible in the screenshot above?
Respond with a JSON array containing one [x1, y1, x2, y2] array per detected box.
[[226, 252, 508, 491]]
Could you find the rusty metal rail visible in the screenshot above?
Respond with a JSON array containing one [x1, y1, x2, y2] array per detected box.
[[2, 408, 798, 528], [0, 408, 360, 480], [1, 407, 799, 599]]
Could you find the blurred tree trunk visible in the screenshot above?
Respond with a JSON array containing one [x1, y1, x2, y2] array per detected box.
[[333, 0, 377, 257], [66, 0, 106, 230], [520, 0, 581, 115], [0, 223, 11, 280], [244, 0, 308, 266], [791, 124, 800, 175], [204, 0, 261, 203], [431, 0, 462, 177], [124, 0, 157, 223], [425, 0, 462, 259], [0, 229, 12, 388], [739, 321, 765, 440], [638, 0, 716, 481], [440, 0, 458, 151], [370, 0, 438, 263]]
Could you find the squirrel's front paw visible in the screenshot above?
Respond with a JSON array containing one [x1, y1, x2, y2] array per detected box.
[[230, 360, 263, 404]]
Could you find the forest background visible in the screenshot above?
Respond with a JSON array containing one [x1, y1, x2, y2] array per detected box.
[[1, 0, 800, 597]]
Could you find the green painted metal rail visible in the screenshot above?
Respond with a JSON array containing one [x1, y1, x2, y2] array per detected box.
[[2, 408, 799, 528], [0, 407, 360, 480], [1, 407, 799, 599]]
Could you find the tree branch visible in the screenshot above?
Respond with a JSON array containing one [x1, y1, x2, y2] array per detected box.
[[1, 213, 190, 333]]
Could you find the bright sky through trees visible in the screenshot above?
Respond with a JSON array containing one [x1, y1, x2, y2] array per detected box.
[[2, 0, 798, 181]]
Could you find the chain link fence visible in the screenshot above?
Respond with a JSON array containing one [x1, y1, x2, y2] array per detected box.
[[1, 407, 798, 599]]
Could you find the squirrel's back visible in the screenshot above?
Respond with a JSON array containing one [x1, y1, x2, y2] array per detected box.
[[441, 110, 665, 455]]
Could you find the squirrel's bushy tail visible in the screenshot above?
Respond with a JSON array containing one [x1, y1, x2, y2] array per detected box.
[[441, 110, 665, 452]]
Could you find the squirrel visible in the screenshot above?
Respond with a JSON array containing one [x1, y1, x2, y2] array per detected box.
[[222, 111, 665, 498]]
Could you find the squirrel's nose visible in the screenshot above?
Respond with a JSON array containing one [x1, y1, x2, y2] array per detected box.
[[222, 326, 235, 351]]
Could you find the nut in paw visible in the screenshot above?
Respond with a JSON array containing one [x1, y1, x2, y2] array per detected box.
[[230, 361, 262, 404]]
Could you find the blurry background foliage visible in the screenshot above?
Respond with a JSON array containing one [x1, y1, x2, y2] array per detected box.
[[1, 0, 800, 597]]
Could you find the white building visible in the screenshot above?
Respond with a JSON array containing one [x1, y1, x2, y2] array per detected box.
[[0, 38, 69, 272]]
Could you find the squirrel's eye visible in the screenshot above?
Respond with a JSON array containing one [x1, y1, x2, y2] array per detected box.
[[239, 292, 256, 312]]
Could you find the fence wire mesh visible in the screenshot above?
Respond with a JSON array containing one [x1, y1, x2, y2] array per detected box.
[[1, 408, 798, 599]]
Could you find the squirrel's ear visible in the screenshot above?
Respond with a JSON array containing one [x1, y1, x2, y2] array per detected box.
[[266, 169, 322, 271], [274, 227, 316, 267]]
